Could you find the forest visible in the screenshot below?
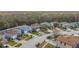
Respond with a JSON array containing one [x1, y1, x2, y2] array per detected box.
[[0, 11, 79, 30]]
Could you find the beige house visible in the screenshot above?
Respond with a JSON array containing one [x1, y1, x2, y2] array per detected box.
[[31, 23, 41, 32], [56, 35, 79, 48]]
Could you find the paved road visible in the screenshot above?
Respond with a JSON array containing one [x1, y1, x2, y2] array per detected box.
[[56, 27, 79, 35], [20, 33, 53, 48], [59, 31, 79, 35], [20, 27, 79, 48]]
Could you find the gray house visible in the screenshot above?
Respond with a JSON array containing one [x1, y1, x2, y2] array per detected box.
[[40, 22, 51, 28], [4, 28, 21, 40]]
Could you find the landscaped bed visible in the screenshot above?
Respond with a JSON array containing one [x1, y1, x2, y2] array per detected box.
[[8, 40, 17, 46]]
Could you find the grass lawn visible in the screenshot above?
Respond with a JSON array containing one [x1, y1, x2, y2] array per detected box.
[[32, 32, 39, 35], [22, 34, 33, 40], [8, 40, 17, 46], [38, 41, 47, 48], [36, 41, 55, 48], [15, 43, 22, 47]]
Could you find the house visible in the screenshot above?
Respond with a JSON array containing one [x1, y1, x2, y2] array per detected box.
[[50, 22, 54, 29], [59, 22, 70, 29], [70, 22, 76, 28], [53, 22, 60, 28], [31, 23, 40, 29], [0, 31, 7, 40], [31, 23, 40, 32], [56, 35, 79, 48], [1, 39, 8, 44], [59, 22, 77, 29], [40, 22, 51, 28], [18, 25, 32, 34], [4, 28, 21, 40], [71, 22, 79, 28], [40, 22, 51, 26], [76, 22, 79, 28]]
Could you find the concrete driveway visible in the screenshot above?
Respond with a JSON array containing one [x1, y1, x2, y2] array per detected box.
[[20, 33, 53, 48]]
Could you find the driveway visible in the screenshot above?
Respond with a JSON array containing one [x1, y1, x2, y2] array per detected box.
[[20, 33, 53, 48]]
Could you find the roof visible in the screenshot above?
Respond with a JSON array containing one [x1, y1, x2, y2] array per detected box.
[[19, 25, 32, 30], [40, 22, 51, 26], [5, 28, 19, 35], [56, 35, 79, 46], [31, 23, 40, 29]]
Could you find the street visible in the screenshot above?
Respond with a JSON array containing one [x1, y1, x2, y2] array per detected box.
[[20, 33, 53, 48]]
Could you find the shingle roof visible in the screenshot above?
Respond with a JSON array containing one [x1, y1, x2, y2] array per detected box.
[[19, 25, 32, 31], [56, 35, 79, 46], [6, 28, 18, 35]]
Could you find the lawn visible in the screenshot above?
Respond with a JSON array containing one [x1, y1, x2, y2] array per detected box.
[[32, 32, 39, 35], [36, 41, 55, 48], [15, 43, 22, 47], [22, 34, 33, 40], [8, 40, 17, 46], [38, 41, 47, 48]]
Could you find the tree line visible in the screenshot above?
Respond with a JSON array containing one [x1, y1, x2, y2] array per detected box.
[[0, 12, 79, 30]]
